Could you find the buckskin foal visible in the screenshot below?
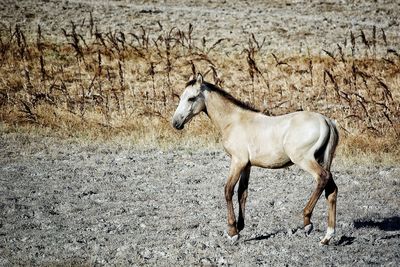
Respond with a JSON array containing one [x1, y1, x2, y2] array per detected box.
[[172, 74, 339, 245]]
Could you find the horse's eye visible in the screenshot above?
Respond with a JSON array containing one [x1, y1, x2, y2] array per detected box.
[[188, 96, 196, 102]]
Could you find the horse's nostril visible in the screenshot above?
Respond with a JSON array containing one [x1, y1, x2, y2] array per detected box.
[[172, 120, 184, 130], [172, 120, 181, 130]]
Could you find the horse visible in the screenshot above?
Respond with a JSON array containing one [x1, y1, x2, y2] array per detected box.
[[172, 74, 339, 245]]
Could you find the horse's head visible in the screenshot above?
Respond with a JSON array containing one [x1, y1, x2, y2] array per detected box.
[[172, 74, 206, 130]]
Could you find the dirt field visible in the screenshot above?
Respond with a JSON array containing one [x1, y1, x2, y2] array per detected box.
[[0, 131, 399, 266], [3, 0, 400, 54], [1, 0, 400, 266]]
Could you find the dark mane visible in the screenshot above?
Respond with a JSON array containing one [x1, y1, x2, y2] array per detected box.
[[201, 81, 259, 112]]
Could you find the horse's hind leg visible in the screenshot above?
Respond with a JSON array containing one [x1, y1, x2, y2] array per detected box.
[[237, 164, 251, 232], [320, 176, 338, 245], [296, 159, 330, 236]]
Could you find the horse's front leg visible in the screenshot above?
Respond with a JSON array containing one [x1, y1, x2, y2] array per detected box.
[[224, 158, 248, 241], [237, 164, 251, 232]]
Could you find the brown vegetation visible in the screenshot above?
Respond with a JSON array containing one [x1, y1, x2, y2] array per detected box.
[[0, 21, 399, 163]]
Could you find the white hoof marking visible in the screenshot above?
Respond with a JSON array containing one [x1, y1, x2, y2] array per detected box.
[[224, 230, 239, 244], [229, 234, 239, 243], [320, 227, 335, 245], [304, 223, 313, 235]]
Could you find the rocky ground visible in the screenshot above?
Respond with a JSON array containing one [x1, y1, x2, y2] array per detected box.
[[1, 0, 400, 54], [1, 1, 400, 266], [0, 132, 399, 266]]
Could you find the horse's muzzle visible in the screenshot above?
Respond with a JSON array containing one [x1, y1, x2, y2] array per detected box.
[[172, 120, 184, 130]]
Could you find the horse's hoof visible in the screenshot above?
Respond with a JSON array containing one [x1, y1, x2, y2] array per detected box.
[[228, 234, 239, 244], [319, 227, 334, 245], [304, 223, 313, 235], [319, 237, 330, 245], [224, 230, 239, 244]]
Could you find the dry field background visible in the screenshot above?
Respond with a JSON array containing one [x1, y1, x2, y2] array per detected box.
[[0, 0, 399, 161], [1, 0, 400, 266]]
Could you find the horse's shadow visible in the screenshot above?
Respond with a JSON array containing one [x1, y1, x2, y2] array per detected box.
[[244, 232, 277, 242], [243, 216, 400, 246], [353, 215, 400, 231], [244, 229, 284, 242], [245, 231, 356, 246]]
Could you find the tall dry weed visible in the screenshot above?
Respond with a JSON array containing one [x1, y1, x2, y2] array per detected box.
[[0, 19, 399, 161]]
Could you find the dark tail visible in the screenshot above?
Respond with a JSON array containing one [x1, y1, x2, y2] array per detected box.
[[322, 118, 339, 171]]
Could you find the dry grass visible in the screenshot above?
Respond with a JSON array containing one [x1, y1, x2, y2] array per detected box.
[[0, 21, 399, 164]]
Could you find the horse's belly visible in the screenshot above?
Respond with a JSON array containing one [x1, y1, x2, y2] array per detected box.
[[249, 149, 292, 169]]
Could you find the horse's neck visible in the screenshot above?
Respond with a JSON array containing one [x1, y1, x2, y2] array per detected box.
[[204, 91, 244, 133]]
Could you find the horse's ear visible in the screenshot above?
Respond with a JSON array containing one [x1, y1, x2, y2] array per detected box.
[[196, 73, 203, 84], [188, 74, 194, 81]]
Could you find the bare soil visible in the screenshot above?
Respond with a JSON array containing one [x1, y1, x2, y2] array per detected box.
[[1, 132, 399, 266], [1, 1, 400, 266], [2, 0, 400, 54]]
